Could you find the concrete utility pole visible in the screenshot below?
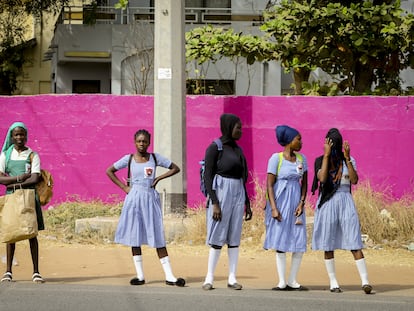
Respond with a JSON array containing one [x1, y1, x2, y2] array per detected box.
[[153, 0, 187, 213]]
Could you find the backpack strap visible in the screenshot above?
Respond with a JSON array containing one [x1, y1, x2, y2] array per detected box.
[[277, 152, 303, 175], [213, 138, 223, 151], [127, 154, 133, 186], [151, 153, 158, 166], [277, 152, 283, 176]]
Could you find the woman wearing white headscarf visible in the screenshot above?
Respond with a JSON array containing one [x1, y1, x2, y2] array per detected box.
[[0, 122, 45, 283]]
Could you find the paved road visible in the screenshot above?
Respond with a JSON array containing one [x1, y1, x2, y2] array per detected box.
[[1, 283, 413, 311]]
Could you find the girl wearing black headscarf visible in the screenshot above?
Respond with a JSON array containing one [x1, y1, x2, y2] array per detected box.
[[202, 113, 252, 291], [311, 128, 373, 294]]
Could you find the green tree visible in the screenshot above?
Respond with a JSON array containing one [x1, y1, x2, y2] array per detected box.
[[261, 0, 414, 94], [185, 25, 276, 94], [0, 0, 68, 95]]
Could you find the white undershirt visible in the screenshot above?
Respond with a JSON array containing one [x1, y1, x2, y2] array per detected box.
[[0, 147, 41, 174]]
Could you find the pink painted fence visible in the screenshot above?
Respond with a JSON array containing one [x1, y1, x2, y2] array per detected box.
[[1, 95, 413, 208]]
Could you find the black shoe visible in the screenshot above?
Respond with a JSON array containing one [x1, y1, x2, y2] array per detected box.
[[330, 287, 343, 293], [166, 277, 186, 287], [130, 277, 145, 285], [227, 283, 243, 290], [271, 286, 287, 291], [286, 285, 309, 291], [362, 284, 373, 294]]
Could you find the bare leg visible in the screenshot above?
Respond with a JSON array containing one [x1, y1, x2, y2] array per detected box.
[[29, 237, 39, 273], [6, 243, 16, 273], [30, 237, 45, 283], [132, 246, 142, 256]]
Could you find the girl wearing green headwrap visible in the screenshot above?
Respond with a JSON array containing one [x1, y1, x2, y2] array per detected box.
[[0, 122, 45, 283]]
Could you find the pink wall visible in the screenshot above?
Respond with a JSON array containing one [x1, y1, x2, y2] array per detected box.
[[1, 95, 413, 208]]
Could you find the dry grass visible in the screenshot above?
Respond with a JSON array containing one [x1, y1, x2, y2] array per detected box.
[[42, 199, 122, 244], [42, 179, 414, 249], [354, 181, 414, 247]]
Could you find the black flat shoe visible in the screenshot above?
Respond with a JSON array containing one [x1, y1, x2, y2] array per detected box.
[[330, 287, 343, 293], [362, 284, 373, 294], [271, 286, 287, 291], [227, 283, 243, 290], [166, 277, 186, 287], [286, 285, 309, 291], [130, 277, 145, 285]]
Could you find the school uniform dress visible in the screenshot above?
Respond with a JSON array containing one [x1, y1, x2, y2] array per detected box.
[[113, 153, 170, 248], [0, 148, 44, 231], [204, 142, 247, 247], [263, 153, 307, 252], [312, 157, 363, 251]]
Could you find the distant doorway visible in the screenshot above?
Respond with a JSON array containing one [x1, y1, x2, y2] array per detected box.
[[72, 80, 101, 93]]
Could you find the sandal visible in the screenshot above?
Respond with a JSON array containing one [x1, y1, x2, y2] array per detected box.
[[1, 272, 12, 282], [32, 273, 45, 283]]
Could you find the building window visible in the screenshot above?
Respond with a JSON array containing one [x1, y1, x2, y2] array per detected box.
[[186, 79, 234, 95], [185, 0, 231, 8], [72, 80, 101, 93]]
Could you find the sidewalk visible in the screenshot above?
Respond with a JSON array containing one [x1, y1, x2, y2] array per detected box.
[[2, 239, 413, 297]]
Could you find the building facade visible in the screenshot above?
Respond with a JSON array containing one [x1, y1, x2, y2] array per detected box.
[[17, 0, 414, 95]]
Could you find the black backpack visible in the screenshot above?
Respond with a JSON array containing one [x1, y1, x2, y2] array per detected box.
[[199, 139, 223, 197]]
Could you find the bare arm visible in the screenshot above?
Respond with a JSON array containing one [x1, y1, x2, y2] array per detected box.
[[106, 165, 130, 193], [0, 172, 34, 189], [267, 172, 282, 221], [317, 138, 332, 183], [152, 162, 180, 188], [343, 141, 358, 184], [295, 171, 308, 217]]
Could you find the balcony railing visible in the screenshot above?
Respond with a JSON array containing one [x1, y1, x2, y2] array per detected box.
[[57, 6, 264, 25]]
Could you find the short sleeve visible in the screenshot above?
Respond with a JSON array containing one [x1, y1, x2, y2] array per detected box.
[[113, 155, 131, 171], [301, 153, 308, 172], [267, 153, 279, 175], [348, 156, 357, 171], [153, 153, 172, 169], [30, 152, 41, 174], [0, 152, 5, 174]]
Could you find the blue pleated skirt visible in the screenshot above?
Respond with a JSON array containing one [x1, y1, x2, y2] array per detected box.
[[115, 184, 165, 248], [312, 185, 363, 251], [263, 178, 307, 252], [206, 175, 245, 247]]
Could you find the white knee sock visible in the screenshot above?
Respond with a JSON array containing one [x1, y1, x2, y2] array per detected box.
[[227, 247, 239, 285], [355, 258, 369, 285], [204, 248, 221, 285], [288, 252, 303, 288], [276, 252, 287, 288], [325, 258, 339, 289], [132, 255, 144, 281], [160, 256, 176, 282]]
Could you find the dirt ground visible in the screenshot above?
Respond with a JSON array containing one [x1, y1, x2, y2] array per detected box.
[[1, 236, 413, 297]]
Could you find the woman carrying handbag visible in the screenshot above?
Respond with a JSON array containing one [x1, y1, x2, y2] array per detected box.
[[0, 122, 45, 283]]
